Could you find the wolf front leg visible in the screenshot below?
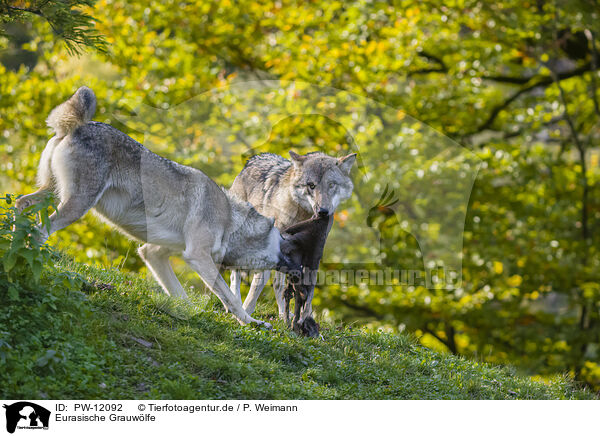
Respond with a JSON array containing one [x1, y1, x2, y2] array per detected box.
[[183, 247, 272, 328]]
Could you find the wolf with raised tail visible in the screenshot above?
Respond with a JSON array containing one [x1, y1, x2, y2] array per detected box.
[[229, 150, 356, 321], [16, 87, 302, 328]]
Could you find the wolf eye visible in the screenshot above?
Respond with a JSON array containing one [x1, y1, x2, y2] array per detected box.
[[307, 182, 315, 190]]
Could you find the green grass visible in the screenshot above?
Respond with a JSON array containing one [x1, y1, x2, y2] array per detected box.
[[0, 253, 595, 400]]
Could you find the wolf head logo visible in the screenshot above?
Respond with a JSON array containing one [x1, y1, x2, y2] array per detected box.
[[3, 402, 50, 434], [288, 151, 356, 217]]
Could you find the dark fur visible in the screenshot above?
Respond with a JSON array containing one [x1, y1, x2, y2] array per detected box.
[[281, 213, 334, 337]]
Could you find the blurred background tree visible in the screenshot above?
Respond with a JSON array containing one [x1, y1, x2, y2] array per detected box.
[[1, 0, 599, 388]]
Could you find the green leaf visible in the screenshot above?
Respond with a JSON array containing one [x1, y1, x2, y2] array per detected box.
[[7, 285, 19, 300], [3, 252, 17, 273], [19, 247, 35, 270], [35, 349, 57, 367], [32, 260, 43, 283]]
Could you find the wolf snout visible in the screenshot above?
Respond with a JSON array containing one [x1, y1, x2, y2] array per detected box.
[[317, 207, 330, 217]]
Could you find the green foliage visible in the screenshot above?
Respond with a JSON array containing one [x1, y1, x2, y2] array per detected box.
[[1, 0, 599, 390], [0, 193, 53, 296], [0, 196, 105, 396], [0, 0, 106, 55]]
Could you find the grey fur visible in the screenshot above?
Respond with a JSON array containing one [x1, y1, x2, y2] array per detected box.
[[229, 149, 356, 319], [17, 87, 300, 328]]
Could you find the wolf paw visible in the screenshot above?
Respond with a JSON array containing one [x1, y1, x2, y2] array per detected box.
[[14, 197, 32, 212], [248, 319, 272, 330]]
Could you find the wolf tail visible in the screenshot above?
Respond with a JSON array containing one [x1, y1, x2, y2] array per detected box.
[[46, 86, 96, 138]]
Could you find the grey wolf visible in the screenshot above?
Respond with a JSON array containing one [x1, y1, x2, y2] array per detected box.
[[282, 212, 334, 337], [229, 150, 356, 321], [16, 87, 300, 328]]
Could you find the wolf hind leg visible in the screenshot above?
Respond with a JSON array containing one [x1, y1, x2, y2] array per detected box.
[[13, 188, 53, 237], [15, 188, 53, 213], [242, 270, 271, 314], [16, 138, 59, 212], [40, 193, 100, 243], [36, 134, 109, 242], [139, 243, 187, 298]]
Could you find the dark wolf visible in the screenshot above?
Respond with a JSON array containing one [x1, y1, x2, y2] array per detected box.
[[282, 212, 334, 337]]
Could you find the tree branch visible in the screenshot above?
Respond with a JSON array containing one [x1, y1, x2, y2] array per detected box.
[[408, 67, 446, 76], [584, 29, 600, 117], [547, 17, 593, 380], [5, 5, 45, 17], [482, 75, 534, 85], [421, 326, 449, 349], [422, 325, 457, 354], [419, 51, 448, 71], [547, 64, 590, 242], [465, 62, 592, 137], [408, 51, 448, 76]]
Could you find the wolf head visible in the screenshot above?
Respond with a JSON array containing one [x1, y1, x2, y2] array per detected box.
[[288, 151, 356, 217]]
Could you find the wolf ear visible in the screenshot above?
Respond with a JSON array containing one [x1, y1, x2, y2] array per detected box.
[[289, 151, 306, 168], [337, 153, 357, 175]]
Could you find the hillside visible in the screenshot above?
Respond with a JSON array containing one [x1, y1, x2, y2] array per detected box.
[[0, 251, 594, 400]]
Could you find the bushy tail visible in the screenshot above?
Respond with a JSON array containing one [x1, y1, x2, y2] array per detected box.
[[46, 86, 96, 138]]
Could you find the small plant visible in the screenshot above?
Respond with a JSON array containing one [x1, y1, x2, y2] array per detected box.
[[0, 193, 55, 298], [0, 194, 96, 398]]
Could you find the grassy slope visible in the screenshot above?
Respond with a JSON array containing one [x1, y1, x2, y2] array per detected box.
[[0, 254, 595, 400]]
